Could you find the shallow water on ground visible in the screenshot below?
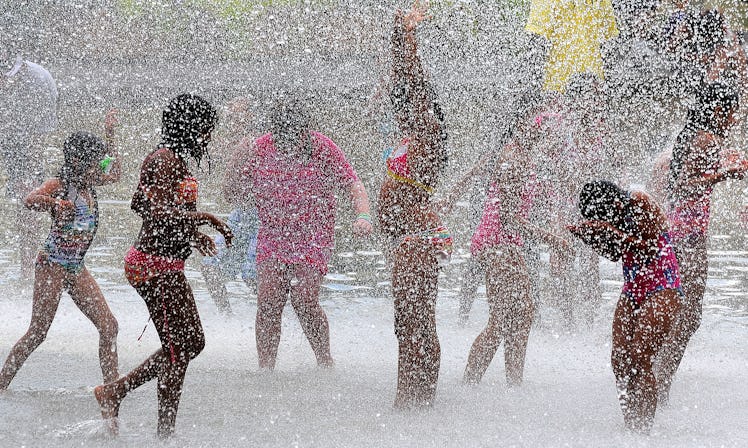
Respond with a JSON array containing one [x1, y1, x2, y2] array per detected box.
[[0, 199, 746, 447]]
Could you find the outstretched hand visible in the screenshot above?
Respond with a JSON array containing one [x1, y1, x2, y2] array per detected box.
[[193, 232, 218, 257], [404, 0, 430, 31]]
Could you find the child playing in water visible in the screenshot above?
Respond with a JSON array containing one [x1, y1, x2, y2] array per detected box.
[[0, 110, 121, 390], [656, 82, 748, 403], [569, 181, 683, 434], [378, 0, 451, 409], [94, 95, 232, 438], [442, 99, 572, 386], [201, 97, 259, 315], [225, 98, 372, 371]]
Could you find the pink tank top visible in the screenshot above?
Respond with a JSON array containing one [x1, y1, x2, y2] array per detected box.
[[471, 169, 537, 254]]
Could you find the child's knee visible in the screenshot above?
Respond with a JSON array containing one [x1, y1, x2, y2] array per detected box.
[[101, 317, 119, 341]]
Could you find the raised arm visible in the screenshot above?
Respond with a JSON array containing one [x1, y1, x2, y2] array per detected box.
[[96, 108, 123, 186]]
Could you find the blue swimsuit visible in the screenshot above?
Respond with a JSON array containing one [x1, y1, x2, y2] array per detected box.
[[39, 185, 99, 274]]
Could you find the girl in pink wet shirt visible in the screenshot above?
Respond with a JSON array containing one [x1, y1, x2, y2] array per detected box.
[[455, 107, 571, 387], [226, 99, 372, 370]]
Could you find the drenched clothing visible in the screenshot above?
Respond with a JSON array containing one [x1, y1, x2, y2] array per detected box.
[[202, 207, 259, 281], [667, 187, 713, 245], [124, 246, 185, 286], [38, 185, 98, 274], [621, 233, 683, 307], [471, 171, 537, 254], [384, 138, 434, 194], [244, 132, 359, 275], [396, 225, 454, 264]]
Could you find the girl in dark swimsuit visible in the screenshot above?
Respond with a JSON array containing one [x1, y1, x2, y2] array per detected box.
[[94, 94, 232, 438], [0, 111, 121, 390], [569, 181, 683, 433], [378, 1, 450, 409]]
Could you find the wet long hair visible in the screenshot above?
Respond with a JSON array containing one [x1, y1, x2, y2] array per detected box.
[[695, 9, 726, 64], [58, 131, 107, 192], [161, 94, 218, 168], [578, 180, 635, 234], [667, 82, 739, 197]]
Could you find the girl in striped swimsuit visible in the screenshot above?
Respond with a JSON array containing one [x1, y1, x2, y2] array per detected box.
[[0, 111, 121, 391]]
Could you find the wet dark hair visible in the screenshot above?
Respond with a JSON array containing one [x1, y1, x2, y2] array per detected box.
[[578, 180, 633, 231], [269, 98, 313, 159], [695, 9, 726, 60], [58, 131, 107, 188], [668, 82, 739, 197], [161, 94, 218, 166]]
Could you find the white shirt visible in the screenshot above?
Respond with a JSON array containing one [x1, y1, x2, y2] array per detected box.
[[1, 56, 58, 136]]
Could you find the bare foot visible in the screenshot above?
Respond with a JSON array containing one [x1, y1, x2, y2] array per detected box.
[[94, 383, 122, 435]]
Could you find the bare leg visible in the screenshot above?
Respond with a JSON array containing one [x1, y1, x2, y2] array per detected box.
[[464, 250, 533, 386], [611, 295, 637, 429], [255, 259, 291, 370], [0, 261, 64, 389], [392, 241, 440, 409], [95, 272, 205, 438], [457, 256, 483, 326], [612, 292, 679, 433], [656, 239, 706, 403], [289, 264, 332, 367], [69, 267, 119, 383]]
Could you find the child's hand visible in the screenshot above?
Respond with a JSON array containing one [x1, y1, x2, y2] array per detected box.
[[353, 215, 373, 237], [404, 0, 429, 31], [726, 159, 748, 180], [193, 232, 218, 257], [213, 220, 234, 248]]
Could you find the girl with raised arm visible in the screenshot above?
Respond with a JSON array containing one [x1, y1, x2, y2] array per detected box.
[[0, 111, 121, 390], [457, 106, 572, 386], [378, 0, 451, 408], [94, 94, 232, 438], [656, 82, 748, 403]]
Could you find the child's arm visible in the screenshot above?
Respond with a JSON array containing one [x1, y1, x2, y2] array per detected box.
[[517, 216, 573, 254], [438, 149, 511, 215], [96, 108, 123, 186], [24, 178, 75, 222], [567, 220, 624, 261], [132, 151, 231, 240], [349, 180, 373, 236]]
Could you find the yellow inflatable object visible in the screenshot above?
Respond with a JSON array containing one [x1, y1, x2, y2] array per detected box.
[[526, 0, 619, 92]]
